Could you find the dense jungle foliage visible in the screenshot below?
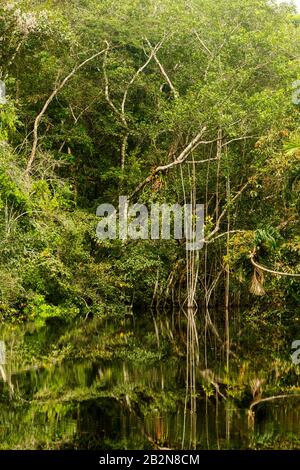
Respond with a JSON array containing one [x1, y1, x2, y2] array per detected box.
[[1, 0, 300, 451], [0, 0, 299, 322]]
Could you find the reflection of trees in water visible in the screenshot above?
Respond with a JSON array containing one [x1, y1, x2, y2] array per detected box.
[[1, 322, 300, 449]]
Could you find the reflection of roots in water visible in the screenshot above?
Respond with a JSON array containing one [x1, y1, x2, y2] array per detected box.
[[182, 307, 198, 450]]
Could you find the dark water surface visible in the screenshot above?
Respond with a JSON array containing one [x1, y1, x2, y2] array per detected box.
[[0, 320, 300, 450]]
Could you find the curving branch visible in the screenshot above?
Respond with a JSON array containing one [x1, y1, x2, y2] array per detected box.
[[250, 394, 300, 412], [250, 252, 300, 278]]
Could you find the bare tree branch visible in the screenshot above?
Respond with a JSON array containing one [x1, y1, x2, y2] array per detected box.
[[26, 48, 107, 176], [145, 37, 178, 98], [205, 179, 252, 242], [103, 41, 123, 119], [130, 127, 207, 200], [205, 229, 247, 244], [187, 156, 219, 164], [121, 132, 129, 171], [103, 39, 164, 170], [194, 31, 213, 56], [121, 39, 164, 117], [222, 135, 257, 146], [5, 37, 26, 75]]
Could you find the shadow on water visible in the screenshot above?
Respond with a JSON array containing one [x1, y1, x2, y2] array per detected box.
[[0, 316, 300, 449]]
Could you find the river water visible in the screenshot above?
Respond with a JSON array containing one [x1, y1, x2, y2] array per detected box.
[[0, 318, 300, 449]]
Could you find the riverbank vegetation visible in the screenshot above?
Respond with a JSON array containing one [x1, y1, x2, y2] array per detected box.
[[1, 0, 299, 318], [0, 0, 300, 449]]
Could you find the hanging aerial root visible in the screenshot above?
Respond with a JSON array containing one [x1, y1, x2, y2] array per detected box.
[[250, 267, 265, 296]]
